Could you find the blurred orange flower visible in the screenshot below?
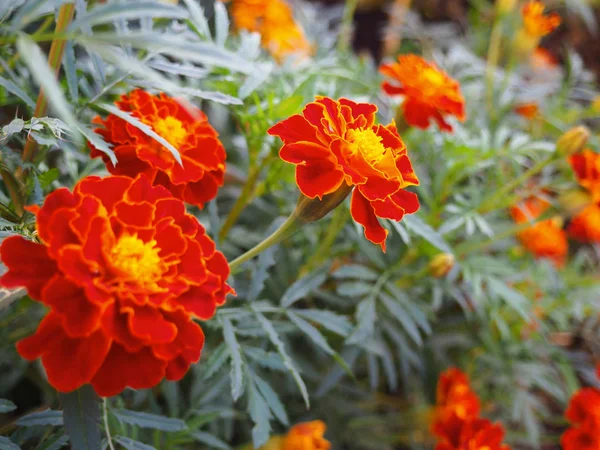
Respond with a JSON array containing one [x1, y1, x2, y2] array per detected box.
[[522, 1, 561, 38], [530, 47, 557, 70], [230, 0, 311, 61], [515, 103, 539, 119], [435, 419, 511, 450], [510, 196, 567, 267], [1, 175, 234, 396], [268, 96, 420, 251], [90, 89, 227, 209], [561, 388, 600, 450], [567, 204, 600, 243], [569, 149, 600, 202], [282, 421, 331, 450], [380, 54, 465, 132]]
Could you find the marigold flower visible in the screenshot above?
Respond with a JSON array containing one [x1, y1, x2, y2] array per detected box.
[[230, 0, 311, 61], [90, 89, 226, 209], [521, 1, 561, 38], [567, 204, 600, 243], [569, 149, 600, 201], [530, 47, 557, 70], [510, 197, 568, 267], [514, 103, 539, 119], [561, 388, 600, 450], [282, 421, 331, 450], [0, 175, 234, 396], [561, 425, 600, 450], [379, 54, 465, 132], [268, 96, 420, 251], [436, 418, 511, 450]]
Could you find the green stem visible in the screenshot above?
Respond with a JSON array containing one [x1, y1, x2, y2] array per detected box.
[[337, 0, 359, 53], [103, 399, 116, 450], [229, 214, 299, 271]]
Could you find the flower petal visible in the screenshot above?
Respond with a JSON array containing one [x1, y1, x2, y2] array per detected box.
[[350, 189, 388, 251]]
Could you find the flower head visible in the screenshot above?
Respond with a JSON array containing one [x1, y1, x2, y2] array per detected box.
[[515, 103, 539, 119], [379, 54, 465, 132], [561, 388, 600, 450], [510, 196, 568, 267], [1, 175, 234, 396], [90, 89, 227, 209], [282, 421, 331, 450], [435, 419, 511, 450], [568, 204, 600, 243], [268, 96, 420, 251], [522, 1, 561, 38], [570, 149, 600, 201], [230, 0, 311, 61]]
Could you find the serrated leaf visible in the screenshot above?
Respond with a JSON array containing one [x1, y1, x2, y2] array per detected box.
[[248, 222, 278, 302], [202, 343, 229, 380], [181, 0, 211, 38], [287, 311, 335, 355], [189, 431, 229, 450], [380, 293, 423, 346], [98, 103, 181, 165], [34, 433, 68, 450], [0, 437, 20, 450], [0, 75, 35, 109], [69, 2, 187, 30], [213, 1, 229, 47], [280, 271, 327, 308], [112, 409, 186, 432], [0, 399, 16, 413], [222, 317, 244, 401], [63, 41, 78, 104], [113, 437, 156, 450], [293, 309, 352, 337], [252, 373, 289, 426], [75, 125, 117, 166], [332, 264, 378, 281], [247, 377, 271, 448], [346, 298, 376, 345], [16, 409, 63, 427], [402, 214, 452, 253], [60, 385, 102, 450]]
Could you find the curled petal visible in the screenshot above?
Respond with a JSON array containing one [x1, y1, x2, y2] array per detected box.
[[351, 189, 388, 251]]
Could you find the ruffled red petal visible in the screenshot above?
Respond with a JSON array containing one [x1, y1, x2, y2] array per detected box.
[[350, 189, 388, 251]]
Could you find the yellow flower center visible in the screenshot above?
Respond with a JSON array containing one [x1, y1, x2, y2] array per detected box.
[[110, 233, 164, 286], [423, 67, 445, 87], [153, 116, 187, 149], [348, 128, 387, 164]]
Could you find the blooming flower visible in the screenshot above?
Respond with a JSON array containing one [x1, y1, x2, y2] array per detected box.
[[569, 149, 600, 202], [567, 204, 600, 243], [515, 103, 539, 119], [230, 0, 311, 61], [510, 196, 568, 267], [268, 96, 420, 251], [0, 174, 233, 396], [561, 388, 600, 450], [90, 89, 227, 209], [522, 1, 561, 38], [436, 419, 511, 450], [379, 54, 465, 132], [282, 421, 331, 450]]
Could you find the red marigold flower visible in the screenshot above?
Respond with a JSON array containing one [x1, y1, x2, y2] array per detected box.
[[567, 204, 600, 243], [515, 103, 539, 119], [565, 388, 600, 427], [282, 420, 331, 450], [267, 96, 420, 251], [522, 1, 561, 38], [570, 149, 600, 202], [0, 174, 234, 396], [379, 54, 466, 132], [561, 425, 600, 450], [435, 418, 511, 450], [510, 196, 568, 267], [89, 89, 226, 209]]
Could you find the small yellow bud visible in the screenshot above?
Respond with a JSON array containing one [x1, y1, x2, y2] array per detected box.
[[429, 253, 455, 278], [496, 0, 517, 14], [556, 125, 591, 156], [557, 189, 592, 217], [293, 184, 353, 223]]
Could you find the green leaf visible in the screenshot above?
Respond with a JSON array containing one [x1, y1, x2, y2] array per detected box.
[[0, 399, 16, 413], [487, 277, 529, 319], [37, 168, 60, 189], [16, 409, 63, 427], [287, 311, 335, 355], [98, 103, 181, 165], [248, 224, 278, 302], [246, 376, 271, 448], [293, 309, 352, 337], [34, 432, 69, 450], [213, 1, 229, 47], [253, 309, 310, 408], [336, 281, 372, 297], [74, 124, 117, 166], [251, 372, 289, 426], [332, 264, 378, 281], [272, 95, 304, 119], [60, 385, 102, 450], [69, 2, 187, 30], [189, 431, 230, 450], [280, 271, 328, 308], [0, 437, 20, 450], [16, 36, 81, 145], [202, 343, 229, 380], [222, 317, 244, 401], [113, 437, 156, 450], [181, 0, 211, 38], [346, 298, 376, 345], [380, 293, 422, 346], [0, 75, 36, 109], [112, 409, 187, 432], [63, 41, 78, 104], [402, 214, 452, 253]]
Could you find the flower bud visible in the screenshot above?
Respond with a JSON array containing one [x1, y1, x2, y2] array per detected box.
[[293, 183, 353, 223], [557, 189, 592, 217], [556, 125, 591, 156], [429, 253, 455, 278]]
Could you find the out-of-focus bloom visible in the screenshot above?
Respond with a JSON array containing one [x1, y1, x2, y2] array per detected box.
[[379, 54, 466, 132], [510, 196, 568, 267], [1, 175, 234, 396], [567, 204, 600, 243], [90, 89, 226, 209], [530, 47, 557, 71], [569, 149, 600, 201], [515, 103, 539, 119], [561, 388, 600, 450], [429, 253, 455, 278], [521, 1, 561, 38], [436, 419, 511, 450], [268, 97, 420, 251], [557, 126, 591, 157], [282, 421, 331, 450], [230, 0, 311, 61]]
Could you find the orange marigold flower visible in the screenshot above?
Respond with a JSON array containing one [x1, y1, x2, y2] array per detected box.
[[570, 149, 600, 202], [0, 174, 234, 396], [267, 96, 420, 251], [561, 425, 600, 450], [561, 388, 600, 450], [436, 419, 511, 450], [567, 204, 600, 243], [379, 54, 466, 132], [230, 0, 311, 61], [522, 1, 561, 38], [90, 89, 226, 209], [515, 103, 539, 119], [282, 421, 331, 450], [530, 47, 557, 70], [510, 197, 568, 267]]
